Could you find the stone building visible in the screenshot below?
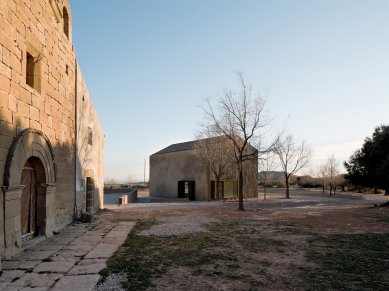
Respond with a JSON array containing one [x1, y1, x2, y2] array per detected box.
[[149, 138, 258, 201], [0, 0, 104, 265]]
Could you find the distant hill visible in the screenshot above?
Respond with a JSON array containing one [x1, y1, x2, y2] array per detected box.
[[258, 171, 284, 182]]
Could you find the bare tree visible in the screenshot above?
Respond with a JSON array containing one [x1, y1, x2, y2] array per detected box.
[[259, 152, 277, 200], [274, 135, 312, 199], [195, 134, 234, 200], [202, 73, 274, 210], [317, 164, 328, 194], [326, 154, 339, 195]]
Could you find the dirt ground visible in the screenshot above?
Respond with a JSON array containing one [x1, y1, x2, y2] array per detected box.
[[98, 188, 389, 290]]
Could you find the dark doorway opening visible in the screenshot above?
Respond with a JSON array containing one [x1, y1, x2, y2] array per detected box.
[[86, 177, 94, 213], [20, 157, 46, 242], [178, 181, 195, 201]]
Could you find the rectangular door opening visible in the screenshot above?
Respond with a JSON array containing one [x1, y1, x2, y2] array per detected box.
[[178, 181, 195, 201]]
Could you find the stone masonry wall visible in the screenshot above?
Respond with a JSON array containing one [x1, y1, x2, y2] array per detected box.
[[76, 65, 104, 215], [0, 0, 76, 237], [0, 0, 103, 258]]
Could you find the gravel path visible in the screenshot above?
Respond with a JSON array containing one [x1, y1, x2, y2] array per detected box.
[[139, 216, 219, 237]]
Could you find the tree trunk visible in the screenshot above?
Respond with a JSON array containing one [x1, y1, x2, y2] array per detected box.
[[216, 180, 220, 200], [285, 174, 290, 199], [334, 185, 336, 195], [263, 174, 267, 200], [238, 167, 244, 211]]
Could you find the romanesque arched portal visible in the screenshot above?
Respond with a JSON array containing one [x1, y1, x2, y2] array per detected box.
[[2, 129, 56, 257]]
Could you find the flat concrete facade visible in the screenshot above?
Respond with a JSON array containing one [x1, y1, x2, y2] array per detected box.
[[0, 0, 104, 264], [150, 139, 258, 201], [150, 150, 210, 201]]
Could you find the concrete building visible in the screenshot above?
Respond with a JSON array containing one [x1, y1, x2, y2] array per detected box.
[[0, 0, 104, 264], [149, 138, 258, 201]]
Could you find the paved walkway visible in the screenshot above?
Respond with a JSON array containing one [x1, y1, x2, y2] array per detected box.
[[0, 220, 135, 290]]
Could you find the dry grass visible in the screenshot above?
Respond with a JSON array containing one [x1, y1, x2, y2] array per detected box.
[[98, 190, 389, 290]]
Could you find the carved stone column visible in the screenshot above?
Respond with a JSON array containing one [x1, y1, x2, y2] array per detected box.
[[2, 185, 24, 255], [44, 184, 56, 238]]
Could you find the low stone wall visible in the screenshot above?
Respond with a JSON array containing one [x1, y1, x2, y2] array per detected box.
[[103, 189, 138, 206], [127, 189, 138, 203]]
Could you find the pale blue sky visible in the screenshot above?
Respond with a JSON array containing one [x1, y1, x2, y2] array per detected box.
[[69, 0, 389, 182]]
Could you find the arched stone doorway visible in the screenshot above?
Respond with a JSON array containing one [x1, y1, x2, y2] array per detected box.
[[2, 129, 56, 257], [20, 157, 47, 242]]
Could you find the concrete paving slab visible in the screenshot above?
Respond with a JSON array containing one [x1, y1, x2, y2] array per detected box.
[[100, 236, 127, 246], [0, 270, 25, 282], [0, 282, 11, 289], [68, 259, 106, 275], [62, 244, 95, 252], [84, 244, 118, 259], [7, 287, 48, 291], [29, 243, 65, 252], [50, 253, 82, 264], [51, 274, 100, 291], [114, 221, 136, 230], [105, 230, 129, 238], [10, 273, 62, 288], [40, 236, 75, 245], [2, 260, 41, 270], [13, 250, 58, 261], [71, 232, 103, 245], [53, 232, 84, 239], [33, 261, 75, 273]]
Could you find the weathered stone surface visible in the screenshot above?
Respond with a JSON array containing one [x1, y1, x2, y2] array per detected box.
[[105, 230, 129, 238], [7, 287, 48, 291], [29, 243, 65, 252], [70, 235, 102, 246], [0, 270, 25, 282], [68, 259, 106, 275], [0, 282, 11, 289], [101, 236, 127, 246], [2, 260, 41, 270], [62, 243, 95, 252], [10, 273, 62, 288], [40, 236, 75, 245], [0, 0, 104, 260], [13, 250, 57, 261], [51, 274, 100, 291], [116, 221, 136, 229], [84, 244, 118, 259], [33, 261, 75, 273], [49, 252, 82, 264]]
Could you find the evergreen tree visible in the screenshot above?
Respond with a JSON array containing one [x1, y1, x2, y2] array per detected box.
[[344, 125, 389, 194]]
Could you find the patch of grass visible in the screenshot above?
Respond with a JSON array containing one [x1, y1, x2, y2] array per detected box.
[[99, 218, 287, 290], [303, 233, 389, 290], [374, 217, 389, 223]]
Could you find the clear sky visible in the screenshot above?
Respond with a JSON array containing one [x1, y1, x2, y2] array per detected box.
[[69, 0, 389, 182]]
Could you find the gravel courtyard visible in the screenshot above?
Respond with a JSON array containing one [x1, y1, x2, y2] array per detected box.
[[98, 188, 389, 290]]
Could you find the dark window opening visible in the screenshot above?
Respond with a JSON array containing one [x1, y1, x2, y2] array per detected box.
[[63, 7, 69, 39], [26, 52, 41, 92], [88, 128, 93, 145], [65, 64, 69, 75], [211, 180, 238, 199]]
